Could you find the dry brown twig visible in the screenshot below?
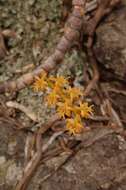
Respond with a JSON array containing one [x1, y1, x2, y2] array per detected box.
[[83, 0, 121, 96], [14, 64, 35, 74], [15, 131, 63, 190], [6, 101, 38, 122], [95, 83, 124, 128], [15, 114, 62, 190], [84, 48, 100, 96], [24, 132, 36, 166], [0, 101, 25, 129], [101, 98, 123, 128], [107, 87, 126, 96]]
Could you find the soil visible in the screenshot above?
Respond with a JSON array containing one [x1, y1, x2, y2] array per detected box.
[[0, 0, 126, 190]]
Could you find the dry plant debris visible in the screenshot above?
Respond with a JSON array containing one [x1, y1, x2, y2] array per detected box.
[[6, 101, 38, 122]]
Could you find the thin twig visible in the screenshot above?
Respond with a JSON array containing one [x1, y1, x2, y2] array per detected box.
[[102, 99, 123, 128], [24, 132, 36, 166], [42, 131, 63, 152], [6, 101, 38, 122], [84, 48, 100, 96], [15, 133, 42, 190], [107, 88, 126, 96], [38, 114, 60, 134], [89, 115, 110, 121], [15, 131, 63, 190]]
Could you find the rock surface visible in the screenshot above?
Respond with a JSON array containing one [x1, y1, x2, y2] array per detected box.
[[28, 132, 126, 190], [94, 0, 126, 81]]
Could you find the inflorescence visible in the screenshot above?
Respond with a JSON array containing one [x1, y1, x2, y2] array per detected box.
[[33, 71, 93, 135]]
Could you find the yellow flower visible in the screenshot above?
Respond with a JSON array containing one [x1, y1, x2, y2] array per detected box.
[[46, 91, 59, 106], [79, 102, 93, 118], [33, 71, 48, 91], [71, 105, 80, 115], [46, 80, 54, 89], [33, 72, 94, 136], [57, 100, 72, 118], [49, 76, 69, 88], [53, 85, 63, 95], [33, 76, 47, 92], [66, 115, 83, 135], [66, 87, 83, 102]]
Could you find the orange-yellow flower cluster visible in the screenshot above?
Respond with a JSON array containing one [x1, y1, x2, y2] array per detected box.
[[33, 71, 93, 135]]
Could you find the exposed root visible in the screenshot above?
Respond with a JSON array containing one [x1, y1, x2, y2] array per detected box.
[[86, 0, 121, 48], [0, 0, 86, 93], [0, 1, 121, 94], [83, 0, 121, 96]]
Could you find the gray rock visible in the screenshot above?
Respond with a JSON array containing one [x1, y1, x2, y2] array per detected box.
[[94, 2, 126, 80]]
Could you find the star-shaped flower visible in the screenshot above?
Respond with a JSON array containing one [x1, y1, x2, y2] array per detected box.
[[57, 100, 72, 118], [66, 87, 83, 102], [49, 76, 69, 88], [79, 102, 93, 118], [66, 115, 83, 135], [46, 91, 59, 106], [33, 76, 47, 91]]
